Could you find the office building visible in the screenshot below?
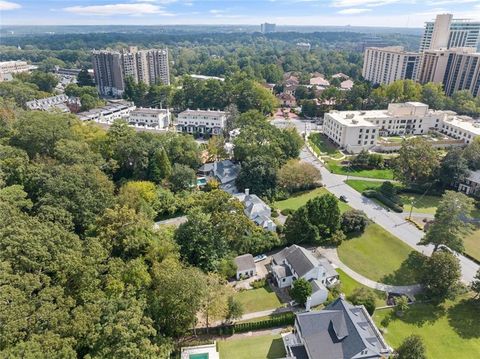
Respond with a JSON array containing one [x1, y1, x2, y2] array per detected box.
[[322, 102, 478, 153], [260, 23, 276, 34], [362, 46, 420, 85], [417, 48, 480, 97], [128, 107, 170, 129], [92, 47, 170, 97], [176, 109, 227, 135], [420, 14, 480, 52]]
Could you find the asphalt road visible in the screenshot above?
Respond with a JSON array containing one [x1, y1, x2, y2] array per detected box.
[[300, 147, 479, 284], [271, 117, 478, 284]]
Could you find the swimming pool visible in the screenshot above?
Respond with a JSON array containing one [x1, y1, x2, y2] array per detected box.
[[189, 354, 208, 359]]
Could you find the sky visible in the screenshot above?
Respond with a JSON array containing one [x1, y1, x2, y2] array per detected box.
[[1, 0, 480, 27]]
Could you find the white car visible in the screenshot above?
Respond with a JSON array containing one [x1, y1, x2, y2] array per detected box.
[[254, 254, 267, 263]]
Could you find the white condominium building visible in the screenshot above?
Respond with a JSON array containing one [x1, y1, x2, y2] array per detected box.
[[176, 109, 227, 135], [323, 102, 478, 153], [77, 100, 136, 123], [0, 60, 37, 81], [128, 108, 170, 129], [441, 115, 480, 144], [420, 14, 480, 52], [362, 47, 420, 85]]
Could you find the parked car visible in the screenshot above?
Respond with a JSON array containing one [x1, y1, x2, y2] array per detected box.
[[254, 254, 267, 263], [339, 195, 348, 203]]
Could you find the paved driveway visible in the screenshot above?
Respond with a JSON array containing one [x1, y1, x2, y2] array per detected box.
[[300, 147, 479, 284]]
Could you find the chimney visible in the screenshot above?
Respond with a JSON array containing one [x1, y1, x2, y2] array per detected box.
[[245, 188, 250, 196]]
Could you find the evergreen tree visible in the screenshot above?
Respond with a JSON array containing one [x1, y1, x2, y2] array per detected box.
[[148, 148, 172, 184], [77, 68, 95, 87]]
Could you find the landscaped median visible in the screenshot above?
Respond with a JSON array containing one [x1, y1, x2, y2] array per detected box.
[[325, 159, 395, 180]]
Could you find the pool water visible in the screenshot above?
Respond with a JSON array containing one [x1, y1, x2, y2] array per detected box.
[[189, 354, 208, 359]]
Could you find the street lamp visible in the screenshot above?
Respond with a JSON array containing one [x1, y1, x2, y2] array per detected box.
[[408, 196, 415, 220]]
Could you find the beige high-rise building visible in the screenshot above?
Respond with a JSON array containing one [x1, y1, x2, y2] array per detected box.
[[92, 47, 170, 97], [417, 48, 480, 97], [420, 14, 480, 52], [362, 46, 420, 85]]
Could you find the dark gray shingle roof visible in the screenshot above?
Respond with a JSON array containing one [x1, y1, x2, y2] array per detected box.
[[234, 254, 255, 272], [295, 298, 392, 359]]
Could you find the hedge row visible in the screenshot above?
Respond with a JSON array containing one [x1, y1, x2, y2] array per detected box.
[[193, 312, 295, 336], [363, 190, 403, 213]]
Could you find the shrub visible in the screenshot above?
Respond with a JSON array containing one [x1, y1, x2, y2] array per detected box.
[[329, 230, 346, 246], [251, 278, 267, 289], [271, 210, 279, 218], [348, 287, 376, 315], [363, 190, 403, 212], [281, 208, 294, 216], [379, 181, 397, 199], [341, 209, 368, 234], [234, 312, 295, 333]]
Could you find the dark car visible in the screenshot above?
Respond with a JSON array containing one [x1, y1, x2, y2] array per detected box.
[[339, 195, 348, 203]]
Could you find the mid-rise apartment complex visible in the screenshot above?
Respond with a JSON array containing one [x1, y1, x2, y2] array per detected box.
[[420, 14, 480, 52], [0, 60, 37, 81], [323, 102, 479, 153], [260, 23, 276, 34], [362, 46, 420, 85], [92, 47, 170, 97], [176, 109, 227, 135]]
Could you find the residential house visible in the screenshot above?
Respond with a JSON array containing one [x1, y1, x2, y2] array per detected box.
[[271, 245, 339, 306], [234, 254, 257, 280], [458, 170, 480, 197], [332, 73, 350, 80], [197, 159, 240, 194], [279, 93, 297, 107], [283, 298, 393, 359], [234, 189, 277, 232], [340, 79, 354, 91], [310, 76, 330, 87]]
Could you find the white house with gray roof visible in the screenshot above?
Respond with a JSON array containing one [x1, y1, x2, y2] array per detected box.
[[458, 170, 480, 197], [271, 245, 338, 289], [234, 189, 276, 232], [234, 253, 256, 280], [283, 298, 393, 359], [198, 160, 240, 194]]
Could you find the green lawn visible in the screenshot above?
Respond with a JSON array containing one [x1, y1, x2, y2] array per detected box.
[[346, 180, 443, 215], [345, 179, 384, 193], [218, 334, 286, 359], [274, 187, 350, 213], [308, 133, 342, 158], [337, 224, 419, 285], [326, 160, 395, 180], [374, 296, 480, 359], [234, 286, 284, 313], [464, 227, 480, 262], [337, 269, 386, 307]]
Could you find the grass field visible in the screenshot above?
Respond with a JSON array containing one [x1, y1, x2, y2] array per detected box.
[[234, 286, 284, 313], [464, 228, 480, 262], [337, 269, 386, 307], [326, 160, 395, 180], [218, 334, 286, 359], [274, 187, 350, 213], [374, 296, 480, 359], [346, 179, 444, 215], [337, 224, 418, 285], [308, 133, 342, 159]]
